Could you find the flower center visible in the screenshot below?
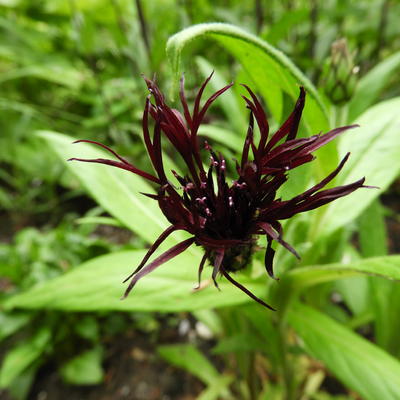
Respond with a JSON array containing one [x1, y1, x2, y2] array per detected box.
[[209, 242, 255, 272]]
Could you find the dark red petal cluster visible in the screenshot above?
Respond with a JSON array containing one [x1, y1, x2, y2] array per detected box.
[[70, 74, 368, 310]]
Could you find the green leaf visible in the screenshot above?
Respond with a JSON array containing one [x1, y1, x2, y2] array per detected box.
[[0, 326, 51, 388], [3, 250, 269, 312], [75, 216, 125, 228], [358, 203, 400, 354], [275, 255, 400, 311], [358, 201, 400, 353], [334, 275, 369, 316], [60, 347, 103, 385], [167, 23, 329, 134], [193, 309, 223, 336], [358, 200, 388, 258], [348, 51, 400, 122], [319, 97, 400, 236], [264, 9, 309, 45], [7, 363, 39, 400], [74, 316, 100, 342], [333, 246, 367, 316], [0, 64, 85, 90], [240, 304, 281, 365], [158, 344, 232, 400], [288, 303, 400, 400], [285, 255, 400, 290], [0, 312, 31, 342], [370, 279, 400, 356], [197, 376, 233, 400], [212, 333, 264, 354], [158, 344, 219, 385]]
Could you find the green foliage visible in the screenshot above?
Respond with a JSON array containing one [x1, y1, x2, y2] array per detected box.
[[1, 0, 400, 399], [0, 313, 31, 342], [0, 214, 116, 292], [60, 346, 104, 385], [3, 250, 267, 312], [37, 130, 187, 247], [167, 22, 329, 135], [348, 51, 400, 121], [320, 97, 400, 236], [288, 303, 400, 400], [158, 344, 232, 400], [0, 326, 51, 388], [158, 344, 221, 385]]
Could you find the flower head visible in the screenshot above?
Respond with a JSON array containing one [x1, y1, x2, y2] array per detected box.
[[70, 74, 368, 310]]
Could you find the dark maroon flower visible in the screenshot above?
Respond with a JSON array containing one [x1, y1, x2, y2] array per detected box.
[[69, 74, 368, 310]]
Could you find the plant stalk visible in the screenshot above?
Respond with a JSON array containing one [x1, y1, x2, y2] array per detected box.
[[134, 0, 150, 58], [277, 317, 296, 400]]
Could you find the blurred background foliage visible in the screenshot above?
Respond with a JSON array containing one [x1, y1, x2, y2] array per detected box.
[[1, 0, 400, 399]]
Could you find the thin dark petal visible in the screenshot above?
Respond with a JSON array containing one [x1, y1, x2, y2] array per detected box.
[[286, 153, 351, 205], [73, 139, 131, 165], [261, 154, 315, 175], [211, 248, 225, 291], [142, 97, 155, 165], [195, 83, 233, 132], [123, 225, 180, 283], [143, 76, 165, 107], [152, 120, 167, 182], [140, 192, 159, 200], [264, 236, 277, 280], [192, 71, 214, 125], [68, 157, 160, 183], [241, 112, 254, 169], [158, 193, 194, 228], [265, 87, 306, 152], [292, 178, 366, 213], [122, 237, 195, 299], [282, 154, 315, 171], [240, 92, 269, 165], [271, 221, 300, 259], [165, 106, 189, 136], [297, 125, 359, 156], [263, 135, 317, 161], [159, 120, 200, 185], [179, 75, 193, 129], [195, 251, 209, 289], [275, 178, 367, 219], [191, 81, 233, 174], [142, 97, 166, 182], [257, 222, 278, 239], [171, 109, 188, 132], [240, 84, 269, 150], [160, 109, 190, 148], [220, 268, 276, 311], [287, 86, 306, 141], [258, 222, 300, 259], [279, 239, 300, 260], [364, 185, 380, 190]]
